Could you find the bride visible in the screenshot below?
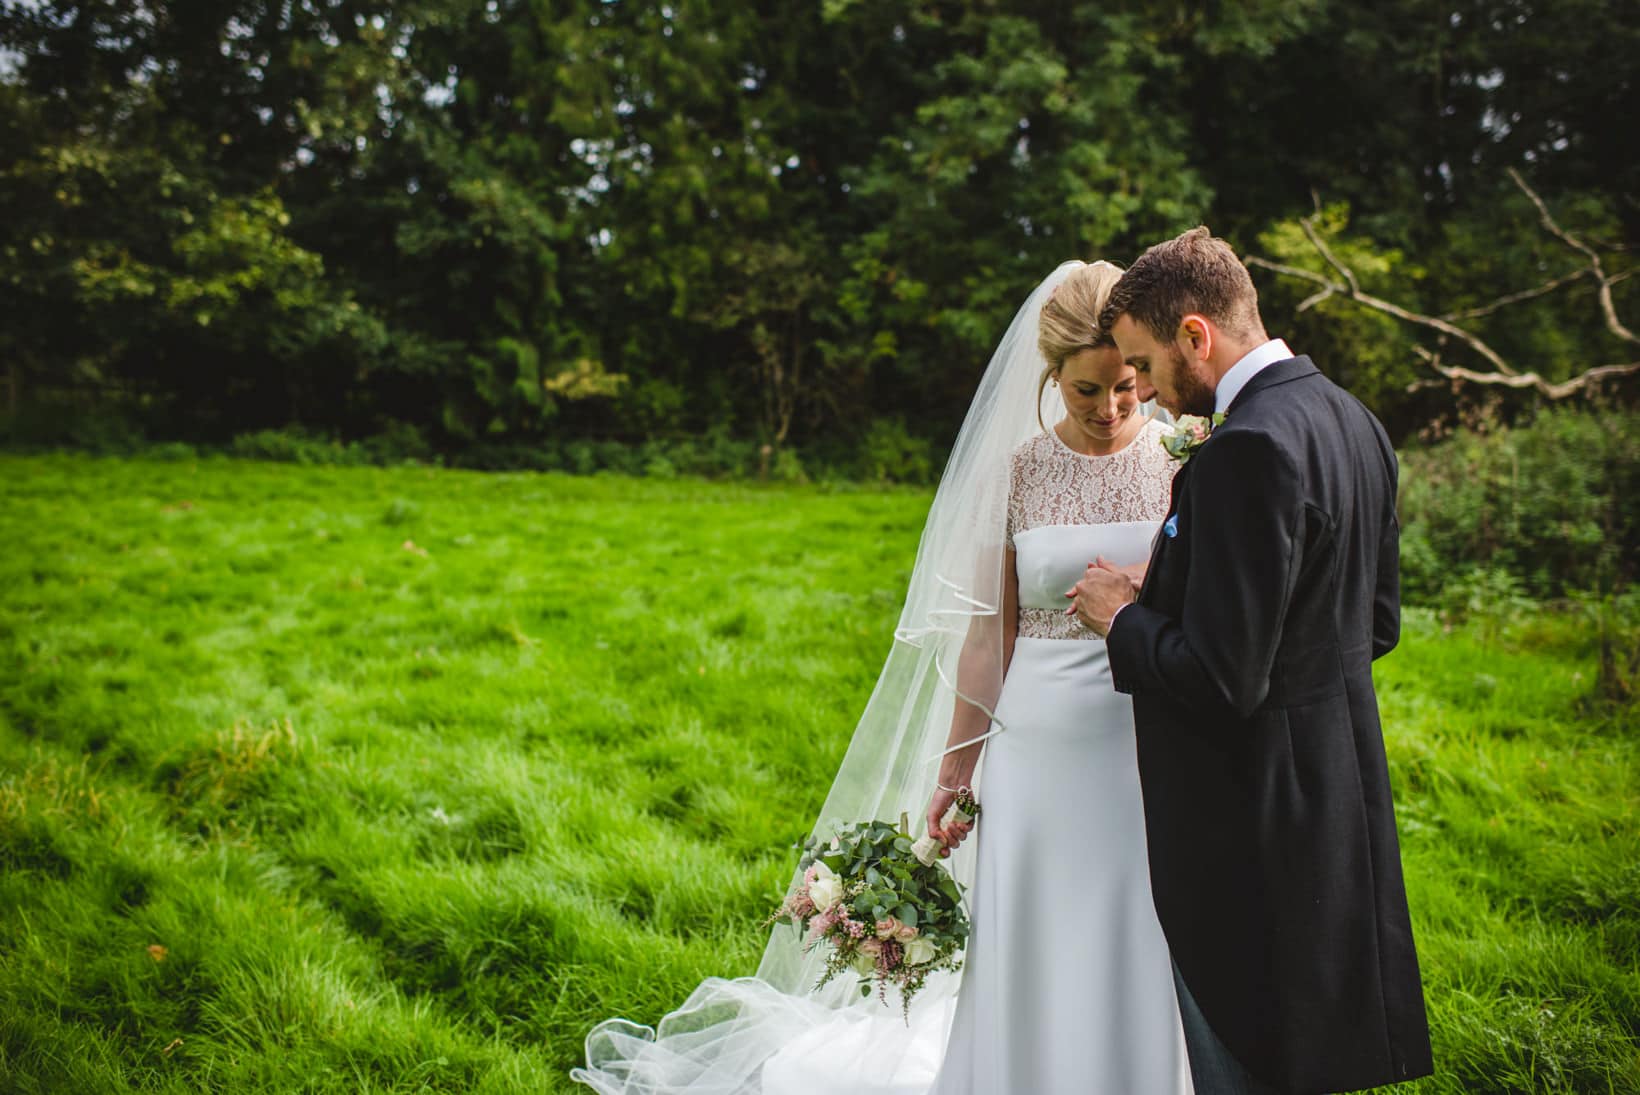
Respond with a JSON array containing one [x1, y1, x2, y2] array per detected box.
[[573, 261, 1192, 1094]]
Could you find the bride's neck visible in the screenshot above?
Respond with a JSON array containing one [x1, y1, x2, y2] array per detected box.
[[1056, 414, 1144, 457]]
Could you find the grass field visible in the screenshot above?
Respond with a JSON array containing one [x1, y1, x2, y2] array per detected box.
[[1, 453, 1636, 1094]]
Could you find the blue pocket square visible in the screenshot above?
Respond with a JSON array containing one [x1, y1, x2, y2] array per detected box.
[[1163, 514, 1179, 539]]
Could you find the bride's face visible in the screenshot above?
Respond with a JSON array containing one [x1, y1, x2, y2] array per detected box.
[[1057, 347, 1141, 446]]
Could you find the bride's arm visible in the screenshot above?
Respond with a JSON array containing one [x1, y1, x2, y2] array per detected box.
[[926, 550, 1017, 850]]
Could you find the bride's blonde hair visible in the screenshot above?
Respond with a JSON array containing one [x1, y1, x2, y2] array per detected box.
[[1035, 260, 1125, 429]]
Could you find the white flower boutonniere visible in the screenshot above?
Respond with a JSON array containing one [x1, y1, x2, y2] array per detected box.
[[1160, 413, 1226, 465]]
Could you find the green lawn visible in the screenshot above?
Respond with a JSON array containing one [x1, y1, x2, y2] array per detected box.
[[1, 454, 1635, 1094]]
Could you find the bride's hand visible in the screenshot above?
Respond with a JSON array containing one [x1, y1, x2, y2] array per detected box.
[[926, 788, 974, 857]]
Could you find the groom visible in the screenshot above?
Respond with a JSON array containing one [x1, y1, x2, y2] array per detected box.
[[1071, 228, 1433, 1094]]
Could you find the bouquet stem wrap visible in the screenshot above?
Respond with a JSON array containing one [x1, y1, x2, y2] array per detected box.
[[910, 790, 981, 867]]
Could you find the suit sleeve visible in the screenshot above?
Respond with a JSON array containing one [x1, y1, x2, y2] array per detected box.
[[1372, 452, 1401, 660], [1108, 430, 1304, 717]]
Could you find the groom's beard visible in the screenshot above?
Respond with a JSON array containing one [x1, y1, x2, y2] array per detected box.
[[1169, 345, 1217, 418]]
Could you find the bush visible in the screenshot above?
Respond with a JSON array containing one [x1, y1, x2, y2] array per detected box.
[[1398, 407, 1639, 602], [1, 400, 146, 454], [858, 418, 934, 484], [448, 440, 562, 471], [662, 429, 759, 478], [229, 427, 366, 466], [561, 440, 598, 475], [355, 421, 436, 465], [640, 443, 679, 479], [769, 446, 808, 483], [145, 441, 198, 462]]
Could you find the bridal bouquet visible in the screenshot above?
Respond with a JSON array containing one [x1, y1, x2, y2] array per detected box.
[[769, 793, 978, 1017]]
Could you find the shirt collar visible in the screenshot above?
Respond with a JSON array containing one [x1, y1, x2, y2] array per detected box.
[[1214, 338, 1293, 414]]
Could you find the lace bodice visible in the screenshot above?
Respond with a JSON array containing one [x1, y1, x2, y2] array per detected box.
[[1007, 418, 1176, 640]]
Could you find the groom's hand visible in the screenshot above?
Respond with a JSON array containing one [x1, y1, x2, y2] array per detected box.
[[1066, 561, 1135, 638], [1097, 553, 1146, 595]]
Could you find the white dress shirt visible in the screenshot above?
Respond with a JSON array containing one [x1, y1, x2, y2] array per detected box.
[[1214, 338, 1293, 414]]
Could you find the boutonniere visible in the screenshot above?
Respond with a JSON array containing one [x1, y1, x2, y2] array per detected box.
[[1160, 413, 1226, 465]]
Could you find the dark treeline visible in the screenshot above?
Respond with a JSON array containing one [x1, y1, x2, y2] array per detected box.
[[1, 0, 1636, 470]]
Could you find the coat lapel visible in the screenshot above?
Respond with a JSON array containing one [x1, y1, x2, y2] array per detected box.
[[1138, 460, 1193, 606]]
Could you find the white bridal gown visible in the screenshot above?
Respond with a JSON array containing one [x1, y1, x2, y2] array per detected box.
[[574, 417, 1191, 1095], [926, 418, 1192, 1094]]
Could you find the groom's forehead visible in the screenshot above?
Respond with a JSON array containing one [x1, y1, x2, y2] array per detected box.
[[1112, 316, 1159, 358]]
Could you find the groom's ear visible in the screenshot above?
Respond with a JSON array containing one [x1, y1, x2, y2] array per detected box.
[[1178, 314, 1213, 362]]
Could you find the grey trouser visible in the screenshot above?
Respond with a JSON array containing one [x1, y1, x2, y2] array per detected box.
[[1172, 964, 1285, 1095]]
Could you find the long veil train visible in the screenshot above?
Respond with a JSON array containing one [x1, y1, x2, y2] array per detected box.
[[572, 262, 1092, 1095]]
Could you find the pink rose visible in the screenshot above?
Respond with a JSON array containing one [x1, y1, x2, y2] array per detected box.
[[874, 918, 900, 940], [895, 923, 919, 943], [859, 938, 884, 958]]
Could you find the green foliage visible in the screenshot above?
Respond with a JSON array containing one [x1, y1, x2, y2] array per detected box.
[[857, 418, 935, 485], [1398, 408, 1640, 602], [4, 0, 1482, 458], [1253, 204, 1424, 414], [230, 428, 370, 467], [0, 455, 1635, 1093], [1250, 196, 1637, 430], [4, 1, 1636, 456]]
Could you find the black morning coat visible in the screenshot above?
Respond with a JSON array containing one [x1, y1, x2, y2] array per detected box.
[[1107, 357, 1435, 1094]]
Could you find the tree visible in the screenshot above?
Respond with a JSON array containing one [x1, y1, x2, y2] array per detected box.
[[1248, 172, 1637, 407]]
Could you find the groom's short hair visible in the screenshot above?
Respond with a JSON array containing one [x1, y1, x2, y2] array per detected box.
[[1099, 227, 1264, 344]]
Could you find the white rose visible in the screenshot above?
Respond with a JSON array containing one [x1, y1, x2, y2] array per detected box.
[[851, 952, 876, 976], [903, 938, 937, 966], [807, 862, 843, 909]]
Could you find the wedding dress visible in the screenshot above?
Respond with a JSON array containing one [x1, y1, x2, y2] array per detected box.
[[926, 418, 1191, 1094]]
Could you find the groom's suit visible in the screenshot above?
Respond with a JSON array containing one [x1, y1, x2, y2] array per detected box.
[[1107, 356, 1433, 1094]]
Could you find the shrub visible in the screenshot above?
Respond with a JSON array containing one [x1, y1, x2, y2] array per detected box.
[[355, 421, 436, 465], [1, 402, 146, 454], [448, 440, 562, 471], [145, 441, 198, 462], [229, 427, 365, 466], [640, 444, 679, 479], [770, 446, 808, 483], [1398, 407, 1639, 602], [858, 418, 934, 484], [591, 440, 642, 477], [562, 440, 598, 476]]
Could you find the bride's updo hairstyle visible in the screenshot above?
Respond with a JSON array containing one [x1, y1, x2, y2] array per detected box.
[[1035, 259, 1125, 429]]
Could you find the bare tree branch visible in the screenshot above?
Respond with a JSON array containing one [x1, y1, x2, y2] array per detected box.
[[1508, 167, 1638, 346], [1442, 267, 1591, 321], [1297, 285, 1336, 313], [1413, 346, 1640, 399], [1298, 215, 1360, 296], [1245, 174, 1639, 401], [1245, 251, 1520, 376]]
